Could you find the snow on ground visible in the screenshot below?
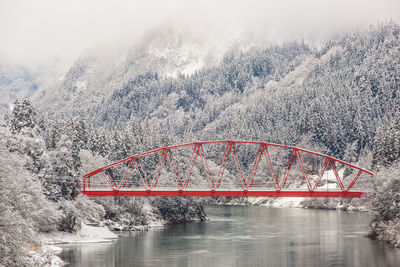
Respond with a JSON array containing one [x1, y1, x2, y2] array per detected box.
[[29, 245, 64, 267], [79, 223, 118, 240], [240, 196, 306, 208], [319, 169, 344, 188], [42, 222, 118, 245], [266, 197, 305, 207], [38, 223, 119, 266]]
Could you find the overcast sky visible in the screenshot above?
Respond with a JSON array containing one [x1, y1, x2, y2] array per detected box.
[[1, 0, 400, 68]]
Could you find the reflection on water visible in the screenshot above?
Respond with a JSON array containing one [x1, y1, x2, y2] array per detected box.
[[59, 206, 400, 266]]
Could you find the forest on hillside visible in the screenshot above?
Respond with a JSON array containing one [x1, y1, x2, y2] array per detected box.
[[91, 23, 400, 162]]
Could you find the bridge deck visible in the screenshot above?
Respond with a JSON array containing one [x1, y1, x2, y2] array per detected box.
[[81, 188, 367, 197]]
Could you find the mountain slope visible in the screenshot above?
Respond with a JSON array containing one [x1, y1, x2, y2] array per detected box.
[[90, 23, 400, 161], [36, 27, 247, 113]]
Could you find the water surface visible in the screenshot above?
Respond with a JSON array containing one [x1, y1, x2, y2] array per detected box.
[[59, 206, 400, 266]]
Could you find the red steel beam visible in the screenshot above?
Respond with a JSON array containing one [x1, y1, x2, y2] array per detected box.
[[199, 144, 215, 189], [248, 144, 264, 188], [166, 150, 183, 188], [83, 140, 373, 179], [313, 158, 329, 190], [216, 143, 232, 188], [280, 149, 296, 189], [81, 190, 366, 197], [184, 144, 201, 188], [136, 159, 151, 188], [119, 159, 135, 188], [152, 149, 168, 188], [81, 140, 374, 198], [231, 143, 247, 189], [347, 170, 363, 191], [264, 146, 280, 190]]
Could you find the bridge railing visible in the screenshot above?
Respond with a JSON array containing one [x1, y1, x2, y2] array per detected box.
[[80, 141, 374, 197]]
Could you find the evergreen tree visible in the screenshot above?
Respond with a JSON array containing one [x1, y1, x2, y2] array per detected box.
[[9, 99, 37, 134]]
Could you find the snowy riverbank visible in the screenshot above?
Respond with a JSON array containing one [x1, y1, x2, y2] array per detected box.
[[42, 223, 118, 245], [33, 223, 118, 266], [219, 196, 367, 211], [28, 245, 64, 267]]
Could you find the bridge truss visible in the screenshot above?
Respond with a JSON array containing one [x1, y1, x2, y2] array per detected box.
[[80, 141, 374, 197]]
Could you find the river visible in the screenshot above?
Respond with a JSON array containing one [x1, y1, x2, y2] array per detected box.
[[59, 205, 400, 266]]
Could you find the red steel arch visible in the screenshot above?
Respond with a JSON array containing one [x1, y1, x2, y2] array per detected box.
[[80, 140, 374, 197]]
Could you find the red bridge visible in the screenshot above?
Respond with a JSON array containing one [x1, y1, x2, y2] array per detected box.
[[80, 141, 373, 197]]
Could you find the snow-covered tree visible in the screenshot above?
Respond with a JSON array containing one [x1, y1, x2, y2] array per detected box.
[[0, 126, 60, 265], [9, 99, 37, 134]]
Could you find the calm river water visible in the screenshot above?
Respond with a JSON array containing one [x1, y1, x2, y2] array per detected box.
[[59, 205, 400, 266]]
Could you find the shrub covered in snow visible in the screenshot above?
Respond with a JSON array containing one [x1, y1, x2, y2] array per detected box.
[[368, 162, 400, 247]]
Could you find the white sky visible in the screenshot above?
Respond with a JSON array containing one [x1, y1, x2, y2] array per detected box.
[[1, 0, 400, 68]]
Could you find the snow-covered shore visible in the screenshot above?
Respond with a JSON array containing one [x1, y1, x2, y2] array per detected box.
[[42, 223, 118, 245], [220, 196, 367, 211], [33, 223, 118, 266], [28, 245, 64, 267], [221, 196, 306, 208], [368, 219, 400, 248]]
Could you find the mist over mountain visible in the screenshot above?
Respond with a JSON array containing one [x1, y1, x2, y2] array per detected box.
[[0, 64, 38, 113], [35, 27, 255, 112], [33, 22, 399, 162]]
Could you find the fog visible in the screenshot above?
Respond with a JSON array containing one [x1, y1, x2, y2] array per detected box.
[[1, 0, 399, 69]]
